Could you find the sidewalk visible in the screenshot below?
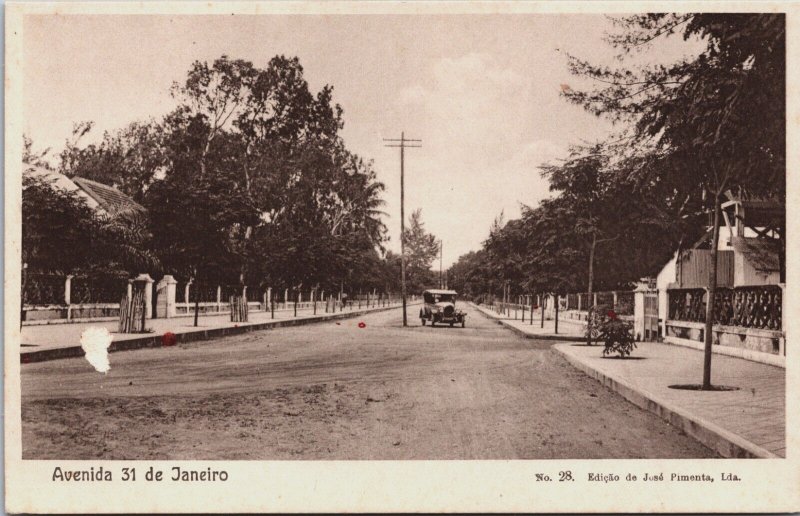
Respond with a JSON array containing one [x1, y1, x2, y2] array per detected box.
[[555, 343, 785, 458], [473, 302, 785, 458], [471, 303, 584, 340], [20, 302, 408, 363]]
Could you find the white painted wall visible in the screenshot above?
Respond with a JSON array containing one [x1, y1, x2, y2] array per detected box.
[[655, 253, 678, 336]]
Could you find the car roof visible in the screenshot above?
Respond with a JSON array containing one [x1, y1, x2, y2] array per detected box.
[[423, 289, 458, 295]]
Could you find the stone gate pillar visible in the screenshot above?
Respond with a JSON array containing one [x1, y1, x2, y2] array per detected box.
[[134, 273, 155, 319], [156, 275, 178, 318]]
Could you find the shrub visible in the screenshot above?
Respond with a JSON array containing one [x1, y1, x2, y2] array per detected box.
[[584, 305, 608, 344], [599, 310, 637, 357]]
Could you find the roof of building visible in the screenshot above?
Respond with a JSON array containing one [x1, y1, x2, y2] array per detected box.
[[23, 164, 144, 217], [72, 176, 144, 216], [423, 289, 458, 295], [731, 236, 780, 273]]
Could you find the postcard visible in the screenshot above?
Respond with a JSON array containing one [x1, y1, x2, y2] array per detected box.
[[5, 1, 799, 513]]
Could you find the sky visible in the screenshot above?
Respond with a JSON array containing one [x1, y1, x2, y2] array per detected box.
[[22, 13, 699, 267]]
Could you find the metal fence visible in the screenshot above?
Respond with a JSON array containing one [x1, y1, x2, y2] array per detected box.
[[22, 273, 64, 305], [71, 274, 129, 304], [668, 285, 782, 331], [615, 291, 635, 316], [191, 284, 219, 303]]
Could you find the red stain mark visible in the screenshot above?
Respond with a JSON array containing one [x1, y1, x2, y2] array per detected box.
[[162, 332, 177, 347], [607, 310, 617, 320], [358, 322, 366, 328], [21, 355, 31, 364], [336, 322, 341, 325]]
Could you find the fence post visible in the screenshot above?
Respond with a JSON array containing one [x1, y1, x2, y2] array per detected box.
[[216, 285, 222, 313], [634, 289, 645, 341], [185, 282, 192, 310], [65, 274, 74, 321], [613, 291, 618, 310]]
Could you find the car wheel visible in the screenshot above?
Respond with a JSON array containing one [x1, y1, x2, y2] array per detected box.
[[462, 321, 466, 328]]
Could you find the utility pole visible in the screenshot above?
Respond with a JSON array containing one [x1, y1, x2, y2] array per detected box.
[[384, 132, 421, 327], [439, 240, 443, 289]]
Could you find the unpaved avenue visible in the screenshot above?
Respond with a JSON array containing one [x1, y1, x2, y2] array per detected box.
[[21, 305, 715, 459]]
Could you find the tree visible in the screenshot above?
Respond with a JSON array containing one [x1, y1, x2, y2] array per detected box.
[[59, 120, 166, 202], [22, 172, 157, 275], [23, 135, 53, 170], [43, 53, 392, 321], [541, 148, 626, 344], [402, 209, 440, 293], [564, 14, 785, 387]]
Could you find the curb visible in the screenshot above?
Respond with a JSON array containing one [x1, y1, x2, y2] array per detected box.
[[552, 345, 778, 459], [470, 303, 585, 342], [21, 304, 407, 364], [496, 319, 586, 342]]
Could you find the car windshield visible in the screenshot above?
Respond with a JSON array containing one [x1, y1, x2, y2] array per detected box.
[[424, 293, 455, 304]]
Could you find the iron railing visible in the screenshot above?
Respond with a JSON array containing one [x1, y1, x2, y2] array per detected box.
[[71, 274, 129, 304], [22, 273, 64, 305], [668, 285, 782, 330], [615, 291, 635, 316]]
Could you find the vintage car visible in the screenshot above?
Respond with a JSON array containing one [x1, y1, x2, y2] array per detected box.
[[419, 289, 466, 327]]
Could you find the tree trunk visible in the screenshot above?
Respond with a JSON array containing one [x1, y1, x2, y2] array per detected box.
[[778, 225, 785, 283], [586, 234, 597, 346], [193, 276, 200, 327], [541, 294, 545, 328], [555, 295, 559, 334], [702, 196, 722, 390]]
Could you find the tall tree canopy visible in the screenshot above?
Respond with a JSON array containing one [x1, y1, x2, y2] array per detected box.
[[23, 54, 397, 299], [563, 13, 785, 387]]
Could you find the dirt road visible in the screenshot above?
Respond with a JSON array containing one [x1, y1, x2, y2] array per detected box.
[[21, 305, 715, 459]]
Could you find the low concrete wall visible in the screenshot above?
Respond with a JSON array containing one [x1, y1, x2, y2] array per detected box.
[[23, 304, 120, 324], [666, 320, 783, 355], [665, 319, 785, 367]]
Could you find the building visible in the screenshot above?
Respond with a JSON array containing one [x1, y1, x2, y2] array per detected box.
[[23, 164, 145, 218], [656, 192, 784, 365]]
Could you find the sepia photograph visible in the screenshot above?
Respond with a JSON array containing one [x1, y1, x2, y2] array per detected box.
[[4, 1, 798, 513]]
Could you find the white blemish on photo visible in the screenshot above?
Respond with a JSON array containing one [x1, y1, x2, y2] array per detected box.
[[80, 326, 113, 373]]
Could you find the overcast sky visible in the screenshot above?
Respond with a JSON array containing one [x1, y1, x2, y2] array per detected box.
[[23, 14, 699, 267]]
